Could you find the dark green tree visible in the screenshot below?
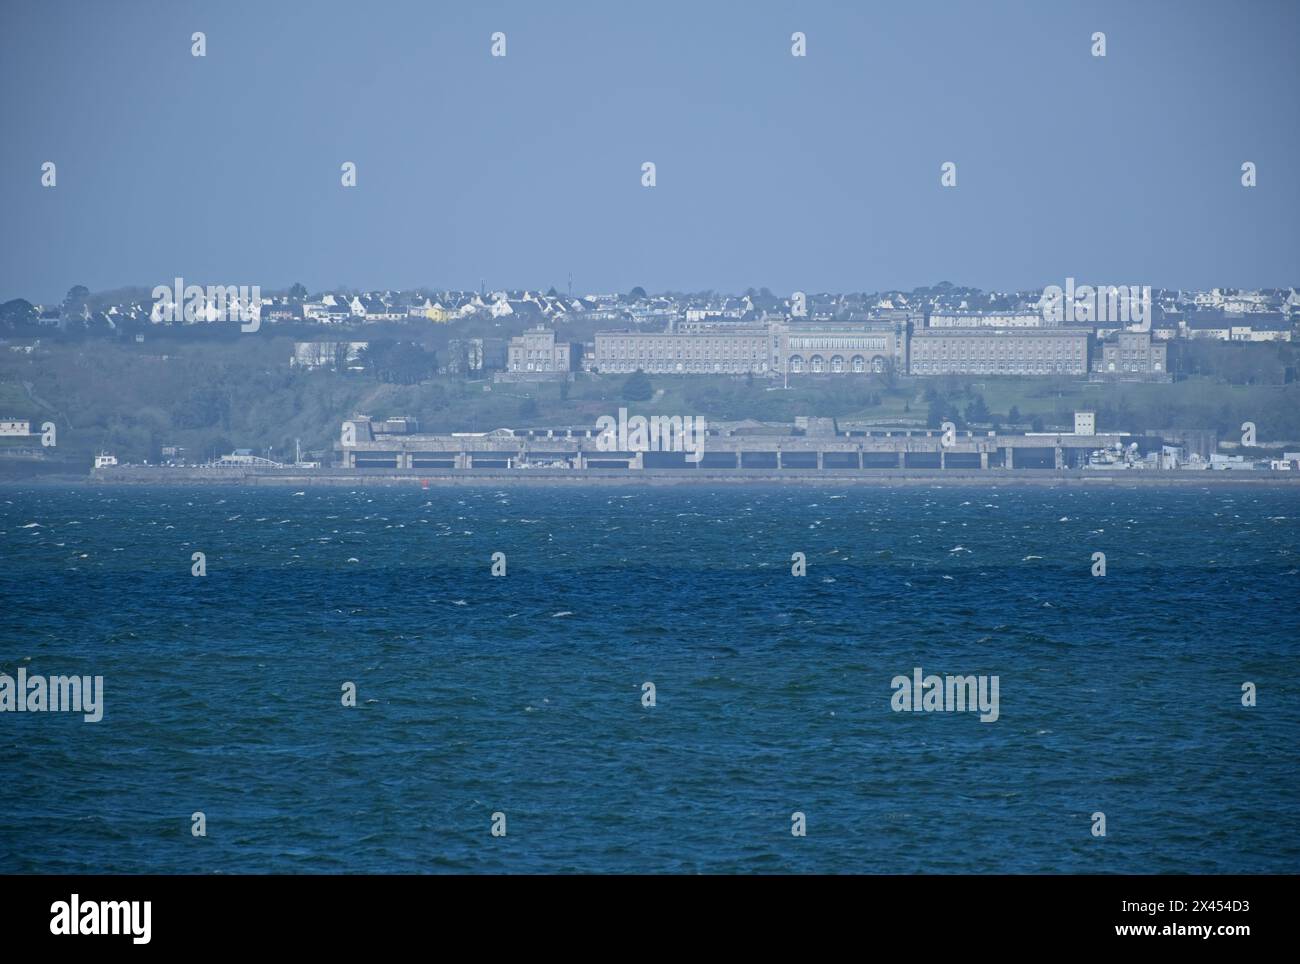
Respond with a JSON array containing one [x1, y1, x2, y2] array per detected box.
[[359, 341, 434, 384], [0, 298, 37, 328], [622, 369, 653, 402], [964, 394, 991, 424]]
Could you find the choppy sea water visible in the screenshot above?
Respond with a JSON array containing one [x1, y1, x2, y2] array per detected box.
[[0, 484, 1297, 874]]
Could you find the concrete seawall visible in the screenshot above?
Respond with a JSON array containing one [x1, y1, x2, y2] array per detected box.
[[84, 466, 1300, 487]]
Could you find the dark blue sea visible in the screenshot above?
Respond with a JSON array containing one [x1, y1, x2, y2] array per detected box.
[[1, 484, 1297, 873]]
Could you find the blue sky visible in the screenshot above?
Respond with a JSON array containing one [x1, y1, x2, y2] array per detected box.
[[2, 0, 1296, 302]]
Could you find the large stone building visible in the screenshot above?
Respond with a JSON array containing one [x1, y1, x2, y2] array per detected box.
[[590, 313, 1105, 379], [594, 316, 913, 377], [593, 326, 771, 375], [1095, 330, 1169, 380], [909, 327, 1091, 376], [506, 326, 572, 374], [774, 320, 907, 375]]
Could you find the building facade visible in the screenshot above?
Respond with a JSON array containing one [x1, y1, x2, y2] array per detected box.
[[1095, 330, 1169, 378], [594, 316, 915, 377], [774, 320, 906, 375], [909, 327, 1091, 376], [507, 326, 571, 374], [593, 327, 770, 375]]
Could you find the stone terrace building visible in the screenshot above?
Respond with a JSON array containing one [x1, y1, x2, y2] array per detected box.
[[594, 326, 770, 375], [909, 327, 1091, 376], [506, 325, 571, 374], [595, 318, 914, 377], [774, 320, 906, 375], [1095, 330, 1170, 380]]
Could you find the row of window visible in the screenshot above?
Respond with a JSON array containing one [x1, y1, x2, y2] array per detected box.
[[601, 362, 770, 373], [911, 362, 1084, 373], [786, 355, 886, 374], [915, 348, 1086, 361], [601, 350, 764, 359], [787, 337, 889, 350], [598, 339, 767, 349], [1105, 361, 1164, 371]]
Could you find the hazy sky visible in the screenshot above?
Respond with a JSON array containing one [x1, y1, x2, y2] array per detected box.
[[2, 0, 1296, 302]]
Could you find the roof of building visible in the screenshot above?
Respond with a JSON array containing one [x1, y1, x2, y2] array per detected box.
[[912, 326, 1092, 338]]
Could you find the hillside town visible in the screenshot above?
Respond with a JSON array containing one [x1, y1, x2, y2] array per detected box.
[[3, 281, 1299, 477], [3, 282, 1298, 384]]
